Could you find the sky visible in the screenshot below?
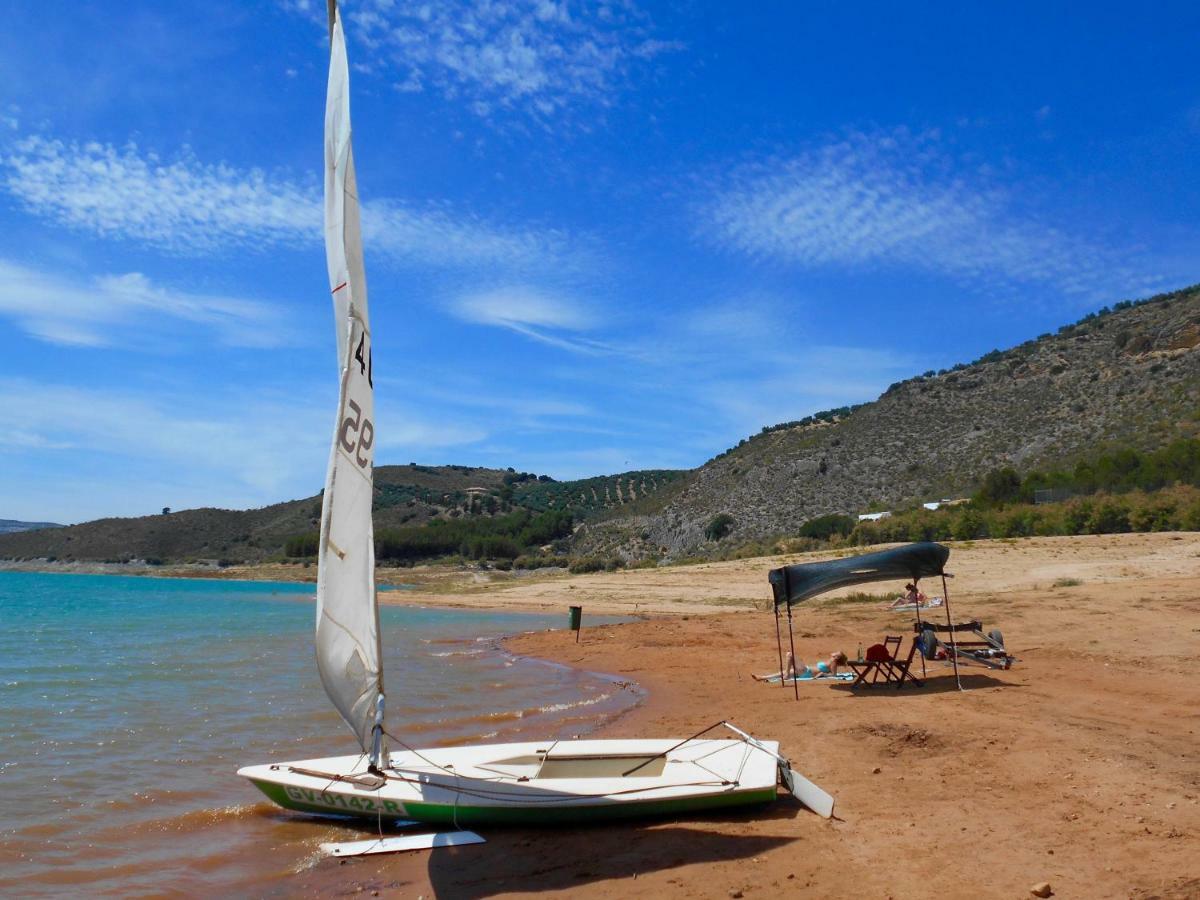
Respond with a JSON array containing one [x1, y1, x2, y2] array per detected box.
[[1, 1, 1197, 524]]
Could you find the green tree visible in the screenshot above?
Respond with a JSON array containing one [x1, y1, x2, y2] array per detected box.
[[797, 513, 855, 540], [976, 468, 1023, 506], [705, 514, 736, 541], [285, 532, 319, 557]]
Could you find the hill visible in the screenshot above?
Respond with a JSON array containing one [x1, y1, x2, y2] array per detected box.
[[3, 284, 1198, 566], [576, 284, 1200, 556], [0, 465, 686, 564], [0, 519, 63, 535]]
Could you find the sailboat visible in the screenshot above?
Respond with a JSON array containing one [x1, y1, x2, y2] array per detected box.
[[238, 0, 831, 829]]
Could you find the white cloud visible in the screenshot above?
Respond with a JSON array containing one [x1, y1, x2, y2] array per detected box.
[[1, 135, 573, 270], [450, 285, 614, 354], [698, 128, 1166, 299], [3, 136, 313, 253], [362, 200, 574, 272], [340, 0, 680, 122], [0, 378, 493, 521], [454, 285, 594, 330], [0, 379, 328, 499], [0, 258, 292, 348]]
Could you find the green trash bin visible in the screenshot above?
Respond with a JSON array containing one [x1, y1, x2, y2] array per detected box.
[[568, 605, 582, 640]]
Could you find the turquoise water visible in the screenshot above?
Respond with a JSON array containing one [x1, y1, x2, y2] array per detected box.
[[0, 572, 637, 895]]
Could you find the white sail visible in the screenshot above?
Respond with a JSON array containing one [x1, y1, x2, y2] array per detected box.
[[316, 5, 385, 764]]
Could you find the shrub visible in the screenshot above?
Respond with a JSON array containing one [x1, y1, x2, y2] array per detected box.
[[994, 508, 1035, 538], [796, 513, 855, 541], [626, 557, 660, 569], [1087, 498, 1130, 534], [513, 555, 566, 570], [1128, 497, 1179, 532], [976, 467, 1023, 506], [285, 532, 320, 557], [951, 508, 986, 540], [1061, 499, 1093, 534], [1181, 498, 1200, 531], [568, 557, 606, 574], [704, 513, 736, 541]]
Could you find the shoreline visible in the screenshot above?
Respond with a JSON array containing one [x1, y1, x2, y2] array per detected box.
[[279, 532, 1200, 899], [6, 531, 1200, 617]]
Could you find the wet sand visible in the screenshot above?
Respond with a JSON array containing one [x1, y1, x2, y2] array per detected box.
[[280, 533, 1200, 898]]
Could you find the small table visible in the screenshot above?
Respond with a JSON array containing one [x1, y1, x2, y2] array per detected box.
[[846, 659, 888, 687]]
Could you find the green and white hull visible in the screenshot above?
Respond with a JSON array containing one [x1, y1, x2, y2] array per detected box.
[[239, 737, 781, 826]]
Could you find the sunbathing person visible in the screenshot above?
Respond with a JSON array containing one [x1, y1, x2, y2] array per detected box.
[[753, 650, 807, 682], [888, 583, 927, 609]]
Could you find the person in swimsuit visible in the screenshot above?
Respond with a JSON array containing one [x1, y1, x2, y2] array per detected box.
[[888, 583, 926, 608]]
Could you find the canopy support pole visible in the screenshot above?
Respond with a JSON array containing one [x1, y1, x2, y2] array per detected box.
[[785, 603, 799, 701], [913, 582, 927, 679], [942, 573, 962, 691], [773, 605, 786, 691]]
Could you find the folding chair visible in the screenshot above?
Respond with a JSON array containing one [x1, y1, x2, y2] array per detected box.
[[848, 637, 902, 687], [880, 637, 924, 689]]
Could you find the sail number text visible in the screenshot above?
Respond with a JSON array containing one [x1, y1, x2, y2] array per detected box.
[[339, 400, 374, 468], [354, 332, 373, 387]]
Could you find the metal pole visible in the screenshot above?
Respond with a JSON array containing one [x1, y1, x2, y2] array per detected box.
[[942, 572, 962, 691], [786, 603, 800, 701], [773, 605, 786, 690], [913, 579, 927, 679]]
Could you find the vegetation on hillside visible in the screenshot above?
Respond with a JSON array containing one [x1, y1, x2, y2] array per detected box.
[[609, 282, 1200, 557], [285, 509, 576, 565], [514, 469, 687, 515], [710, 437, 1200, 557], [848, 485, 1200, 545], [973, 438, 1200, 506]]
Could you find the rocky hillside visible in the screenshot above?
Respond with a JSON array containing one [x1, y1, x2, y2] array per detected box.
[[5, 284, 1197, 565], [578, 284, 1200, 557], [0, 464, 685, 563]]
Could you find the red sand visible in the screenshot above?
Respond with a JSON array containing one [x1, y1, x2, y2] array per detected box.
[[281, 535, 1200, 898]]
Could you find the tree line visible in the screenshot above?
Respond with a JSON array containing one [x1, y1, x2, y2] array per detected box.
[[285, 508, 574, 563]]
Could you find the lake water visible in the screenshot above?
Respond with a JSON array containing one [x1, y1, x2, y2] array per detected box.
[[0, 572, 638, 896]]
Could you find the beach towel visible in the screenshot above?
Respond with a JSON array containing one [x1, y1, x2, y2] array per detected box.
[[756, 671, 855, 684], [884, 596, 945, 612]]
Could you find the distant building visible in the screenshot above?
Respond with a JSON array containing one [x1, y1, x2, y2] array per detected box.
[[857, 511, 892, 521], [923, 498, 970, 511]]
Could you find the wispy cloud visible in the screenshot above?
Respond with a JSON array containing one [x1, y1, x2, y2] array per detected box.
[[0, 379, 328, 500], [698, 128, 1166, 299], [450, 285, 614, 354], [0, 258, 292, 348], [336, 0, 680, 122], [2, 136, 313, 252], [0, 377, 492, 520], [1, 135, 573, 269]]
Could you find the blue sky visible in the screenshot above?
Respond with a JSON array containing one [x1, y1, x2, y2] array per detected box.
[[1, 1, 1197, 523]]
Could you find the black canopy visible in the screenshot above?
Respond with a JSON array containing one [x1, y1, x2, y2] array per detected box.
[[768, 542, 950, 607]]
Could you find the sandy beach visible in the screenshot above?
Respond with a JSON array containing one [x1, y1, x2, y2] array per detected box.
[[266, 533, 1200, 898]]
